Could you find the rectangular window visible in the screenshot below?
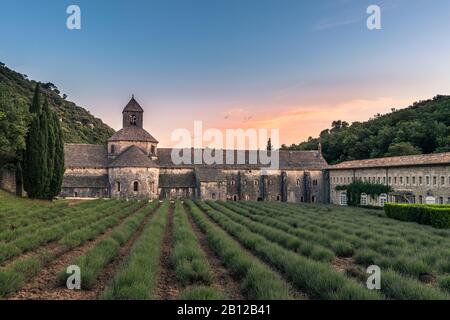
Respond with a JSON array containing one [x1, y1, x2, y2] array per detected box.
[[400, 177, 404, 185], [394, 177, 397, 184], [388, 177, 392, 185], [426, 176, 430, 186], [406, 177, 409, 185], [419, 195, 423, 204], [383, 177, 386, 184], [340, 192, 347, 206], [441, 176, 445, 186], [419, 176, 423, 185], [412, 176, 416, 185], [447, 197, 450, 204], [433, 176, 437, 186], [439, 197, 444, 205]]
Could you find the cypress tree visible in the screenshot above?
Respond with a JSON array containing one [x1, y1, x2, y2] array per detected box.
[[44, 104, 56, 199], [266, 138, 272, 151], [49, 112, 64, 198], [23, 84, 65, 199], [38, 99, 50, 198], [23, 84, 43, 198]]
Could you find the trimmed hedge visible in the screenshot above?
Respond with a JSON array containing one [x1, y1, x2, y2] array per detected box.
[[384, 203, 450, 229]]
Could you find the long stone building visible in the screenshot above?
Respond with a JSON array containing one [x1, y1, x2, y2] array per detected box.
[[328, 153, 450, 206], [61, 98, 329, 202], [59, 97, 450, 205]]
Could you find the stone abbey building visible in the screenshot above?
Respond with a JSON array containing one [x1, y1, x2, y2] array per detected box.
[[61, 98, 329, 202], [59, 98, 450, 205]]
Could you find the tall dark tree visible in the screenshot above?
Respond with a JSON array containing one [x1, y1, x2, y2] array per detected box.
[[23, 84, 43, 198], [266, 138, 272, 151], [43, 100, 55, 198], [37, 99, 50, 197], [49, 112, 64, 197]]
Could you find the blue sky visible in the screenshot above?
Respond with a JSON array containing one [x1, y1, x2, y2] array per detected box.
[[1, 0, 450, 146]]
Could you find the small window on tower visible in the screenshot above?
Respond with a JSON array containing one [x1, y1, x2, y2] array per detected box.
[[151, 145, 156, 154], [133, 181, 139, 192], [130, 114, 137, 126]]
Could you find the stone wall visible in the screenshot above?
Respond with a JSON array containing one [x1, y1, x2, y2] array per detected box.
[[0, 169, 17, 194], [199, 181, 227, 200], [109, 167, 159, 199], [60, 187, 109, 198]]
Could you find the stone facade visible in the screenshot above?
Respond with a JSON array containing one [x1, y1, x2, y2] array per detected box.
[[60, 97, 329, 202], [6, 97, 449, 205]]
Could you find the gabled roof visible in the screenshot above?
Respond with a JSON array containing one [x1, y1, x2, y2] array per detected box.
[[108, 127, 159, 143], [62, 175, 109, 188], [329, 152, 450, 170], [155, 148, 327, 170], [64, 144, 108, 168], [159, 172, 196, 188], [109, 145, 158, 168], [123, 97, 143, 113]]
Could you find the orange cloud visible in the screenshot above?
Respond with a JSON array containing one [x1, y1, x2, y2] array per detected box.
[[213, 97, 416, 147]]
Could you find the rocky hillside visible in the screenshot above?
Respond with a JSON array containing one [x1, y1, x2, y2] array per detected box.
[[0, 62, 115, 144]]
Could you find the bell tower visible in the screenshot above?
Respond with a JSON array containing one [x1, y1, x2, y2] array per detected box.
[[122, 95, 144, 128]]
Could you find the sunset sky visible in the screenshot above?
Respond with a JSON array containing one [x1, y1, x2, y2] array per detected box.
[[1, 0, 450, 147]]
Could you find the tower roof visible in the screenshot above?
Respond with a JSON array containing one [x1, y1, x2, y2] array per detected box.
[[109, 145, 158, 168], [123, 96, 144, 113]]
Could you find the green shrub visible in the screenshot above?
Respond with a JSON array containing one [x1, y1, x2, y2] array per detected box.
[[102, 202, 169, 299], [179, 286, 225, 300], [186, 200, 292, 300], [384, 203, 450, 229], [438, 275, 450, 293], [171, 201, 213, 287]]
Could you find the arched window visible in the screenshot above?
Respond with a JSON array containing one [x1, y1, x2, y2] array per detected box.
[[115, 181, 121, 192], [254, 180, 259, 185], [233, 194, 238, 201], [296, 179, 301, 186], [212, 193, 216, 200], [276, 194, 281, 201], [130, 114, 137, 126], [133, 181, 139, 192]]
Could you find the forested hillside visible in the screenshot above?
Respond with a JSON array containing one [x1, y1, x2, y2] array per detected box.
[[0, 62, 115, 167], [282, 95, 450, 164]]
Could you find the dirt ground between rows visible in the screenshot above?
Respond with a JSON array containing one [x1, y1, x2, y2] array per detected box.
[[8, 202, 150, 300]]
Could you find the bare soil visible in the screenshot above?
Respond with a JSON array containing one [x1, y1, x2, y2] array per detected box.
[[331, 256, 356, 273]]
